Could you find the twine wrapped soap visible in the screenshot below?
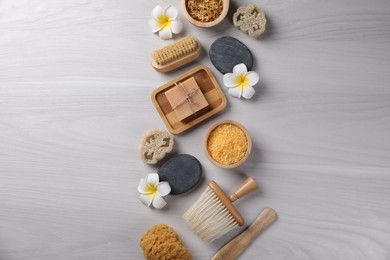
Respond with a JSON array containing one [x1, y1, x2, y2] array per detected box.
[[164, 77, 209, 122]]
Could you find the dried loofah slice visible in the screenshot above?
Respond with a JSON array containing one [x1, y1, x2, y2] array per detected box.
[[140, 129, 174, 165], [140, 224, 192, 260], [233, 4, 267, 38]]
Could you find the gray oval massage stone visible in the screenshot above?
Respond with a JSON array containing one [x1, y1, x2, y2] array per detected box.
[[209, 36, 254, 74], [158, 154, 202, 195]]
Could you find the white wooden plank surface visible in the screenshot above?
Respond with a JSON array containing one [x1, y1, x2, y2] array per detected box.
[[1, 0, 389, 259]]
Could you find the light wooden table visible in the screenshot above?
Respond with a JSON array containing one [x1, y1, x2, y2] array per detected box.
[[1, 0, 389, 259]]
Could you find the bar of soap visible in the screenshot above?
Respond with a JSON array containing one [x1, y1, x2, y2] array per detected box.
[[164, 77, 209, 122], [158, 154, 202, 195], [209, 36, 254, 74]]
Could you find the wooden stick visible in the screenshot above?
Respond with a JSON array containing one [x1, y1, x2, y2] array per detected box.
[[211, 207, 277, 260]]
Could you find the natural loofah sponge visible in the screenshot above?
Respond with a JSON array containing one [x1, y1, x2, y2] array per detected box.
[[140, 129, 174, 165], [233, 4, 267, 38], [140, 224, 192, 260]]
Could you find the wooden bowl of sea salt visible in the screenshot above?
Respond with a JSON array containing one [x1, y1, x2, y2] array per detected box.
[[204, 120, 252, 169]]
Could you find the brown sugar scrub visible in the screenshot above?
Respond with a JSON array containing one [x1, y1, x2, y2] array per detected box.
[[205, 121, 251, 167], [187, 0, 223, 23]]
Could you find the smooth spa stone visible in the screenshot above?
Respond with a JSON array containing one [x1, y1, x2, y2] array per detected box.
[[209, 36, 254, 74], [158, 154, 202, 195]]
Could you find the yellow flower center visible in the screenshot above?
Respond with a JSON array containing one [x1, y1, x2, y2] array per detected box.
[[157, 14, 171, 29], [235, 74, 249, 88], [145, 184, 158, 196]]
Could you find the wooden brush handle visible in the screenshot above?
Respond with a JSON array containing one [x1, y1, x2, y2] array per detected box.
[[229, 177, 258, 202], [211, 207, 277, 260], [208, 177, 259, 227]]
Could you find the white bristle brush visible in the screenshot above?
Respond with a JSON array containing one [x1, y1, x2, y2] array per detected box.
[[183, 177, 258, 242]]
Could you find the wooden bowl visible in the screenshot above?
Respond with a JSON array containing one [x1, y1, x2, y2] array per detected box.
[[204, 120, 252, 169], [181, 0, 229, 28]]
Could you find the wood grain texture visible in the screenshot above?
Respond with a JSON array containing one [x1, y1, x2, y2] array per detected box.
[[151, 66, 227, 134], [211, 207, 277, 260], [0, 0, 389, 259]]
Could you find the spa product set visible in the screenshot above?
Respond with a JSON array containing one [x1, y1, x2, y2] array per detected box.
[[139, 1, 276, 259]]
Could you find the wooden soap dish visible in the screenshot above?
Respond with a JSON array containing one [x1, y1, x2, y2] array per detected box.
[[151, 66, 227, 134]]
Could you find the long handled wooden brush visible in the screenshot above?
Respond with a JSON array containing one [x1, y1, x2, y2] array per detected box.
[[211, 208, 277, 260], [183, 177, 258, 242]]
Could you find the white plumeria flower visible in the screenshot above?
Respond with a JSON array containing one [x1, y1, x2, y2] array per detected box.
[[138, 173, 171, 209], [223, 63, 259, 99], [148, 5, 183, 40]]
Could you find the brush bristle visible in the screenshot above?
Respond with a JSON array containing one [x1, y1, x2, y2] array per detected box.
[[153, 36, 200, 66], [183, 186, 239, 242]]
